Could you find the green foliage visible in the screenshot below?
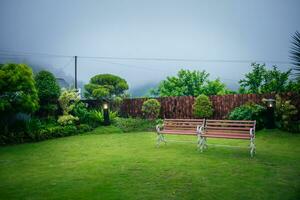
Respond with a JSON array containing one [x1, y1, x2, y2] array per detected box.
[[275, 94, 298, 131], [142, 99, 161, 119], [290, 31, 300, 80], [84, 74, 129, 99], [72, 102, 93, 124], [152, 69, 232, 97], [239, 63, 293, 94], [57, 89, 80, 125], [193, 95, 213, 118], [0, 63, 39, 114], [57, 114, 79, 126], [228, 102, 266, 129], [35, 70, 60, 116], [203, 79, 234, 95], [113, 117, 157, 132], [91, 109, 118, 124]]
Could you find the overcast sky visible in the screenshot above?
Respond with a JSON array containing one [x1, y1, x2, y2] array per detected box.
[[0, 0, 299, 95]]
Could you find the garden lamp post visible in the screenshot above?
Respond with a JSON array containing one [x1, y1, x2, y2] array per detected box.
[[103, 102, 110, 125], [264, 98, 275, 129]]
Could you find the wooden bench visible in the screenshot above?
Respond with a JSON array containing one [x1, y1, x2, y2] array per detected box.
[[156, 119, 205, 146], [199, 120, 256, 157]]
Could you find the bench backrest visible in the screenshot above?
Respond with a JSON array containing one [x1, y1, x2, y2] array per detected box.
[[205, 120, 256, 135], [164, 119, 205, 131]]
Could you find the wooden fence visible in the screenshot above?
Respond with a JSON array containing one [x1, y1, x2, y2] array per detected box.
[[119, 93, 300, 119]]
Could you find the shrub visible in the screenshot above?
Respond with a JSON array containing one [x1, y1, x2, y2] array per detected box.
[[72, 102, 93, 124], [91, 110, 118, 124], [113, 117, 156, 132], [142, 99, 161, 119], [58, 89, 80, 126], [57, 114, 79, 126], [193, 95, 213, 118], [35, 70, 60, 116], [275, 94, 298, 131], [228, 102, 266, 129]]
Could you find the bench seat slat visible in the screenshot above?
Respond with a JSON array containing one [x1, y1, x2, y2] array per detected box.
[[206, 119, 255, 123], [160, 130, 197, 135], [205, 123, 254, 127], [205, 126, 251, 131], [202, 134, 250, 139], [206, 130, 249, 134]]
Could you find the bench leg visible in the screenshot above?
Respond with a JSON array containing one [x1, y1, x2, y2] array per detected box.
[[250, 137, 256, 157], [157, 133, 166, 147], [204, 137, 208, 149], [198, 136, 206, 152]]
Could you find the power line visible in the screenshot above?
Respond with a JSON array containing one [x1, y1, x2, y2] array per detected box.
[[0, 49, 292, 64]]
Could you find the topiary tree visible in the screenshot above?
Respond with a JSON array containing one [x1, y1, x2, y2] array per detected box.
[[84, 74, 128, 100], [193, 95, 213, 118], [142, 99, 161, 120], [35, 70, 60, 116], [57, 89, 80, 126], [0, 63, 39, 115]]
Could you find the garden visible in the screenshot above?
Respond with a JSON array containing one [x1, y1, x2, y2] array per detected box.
[[1, 33, 300, 200]]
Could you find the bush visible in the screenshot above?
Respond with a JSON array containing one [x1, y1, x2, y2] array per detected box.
[[275, 94, 298, 131], [193, 95, 213, 118], [58, 89, 80, 126], [113, 117, 157, 132], [91, 109, 118, 124], [142, 99, 161, 119], [57, 114, 79, 126], [35, 70, 60, 116], [228, 102, 266, 129], [72, 102, 93, 124]]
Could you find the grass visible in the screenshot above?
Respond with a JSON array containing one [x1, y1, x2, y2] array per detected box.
[[0, 127, 299, 200]]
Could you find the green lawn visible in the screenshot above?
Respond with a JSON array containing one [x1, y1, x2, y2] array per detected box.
[[0, 128, 300, 200]]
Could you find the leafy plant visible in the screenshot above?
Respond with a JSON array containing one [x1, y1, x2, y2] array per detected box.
[[290, 31, 300, 80], [91, 110, 104, 123], [57, 114, 79, 126], [275, 94, 298, 131], [142, 99, 161, 119], [57, 89, 80, 126], [193, 95, 213, 118], [228, 102, 266, 129], [35, 70, 60, 116], [91, 109, 118, 124]]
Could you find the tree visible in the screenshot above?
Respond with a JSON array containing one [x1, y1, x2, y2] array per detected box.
[[239, 63, 293, 94], [84, 74, 128, 100], [0, 63, 39, 115], [290, 31, 300, 80], [203, 79, 233, 95], [261, 66, 291, 93], [239, 63, 266, 94], [154, 69, 231, 97], [35, 70, 60, 116], [193, 95, 213, 118]]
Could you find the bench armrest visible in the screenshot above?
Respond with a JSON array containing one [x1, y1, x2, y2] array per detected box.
[[250, 128, 255, 138], [197, 125, 204, 135], [156, 123, 164, 133]]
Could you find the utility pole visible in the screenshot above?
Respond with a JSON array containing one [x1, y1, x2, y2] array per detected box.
[[75, 56, 77, 89]]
